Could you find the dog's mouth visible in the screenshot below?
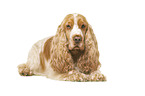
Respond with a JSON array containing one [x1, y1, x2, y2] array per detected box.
[[69, 46, 81, 55], [69, 45, 80, 52], [68, 43, 85, 52], [73, 46, 80, 50]]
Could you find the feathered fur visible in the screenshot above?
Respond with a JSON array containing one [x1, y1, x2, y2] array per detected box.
[[50, 25, 75, 73], [18, 13, 106, 81], [77, 25, 100, 74]]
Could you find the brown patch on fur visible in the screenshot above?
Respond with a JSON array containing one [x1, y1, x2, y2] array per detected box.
[[40, 52, 45, 71], [77, 16, 88, 35], [39, 37, 53, 72], [61, 14, 74, 30], [43, 37, 53, 60], [62, 14, 74, 41]]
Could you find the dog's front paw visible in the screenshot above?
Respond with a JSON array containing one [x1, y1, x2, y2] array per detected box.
[[62, 71, 87, 82], [88, 71, 106, 81]]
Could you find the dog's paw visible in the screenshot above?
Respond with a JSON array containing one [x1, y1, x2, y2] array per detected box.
[[88, 71, 106, 81], [62, 71, 87, 82], [18, 64, 33, 76]]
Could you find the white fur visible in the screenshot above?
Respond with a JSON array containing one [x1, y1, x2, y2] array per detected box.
[[27, 37, 48, 74]]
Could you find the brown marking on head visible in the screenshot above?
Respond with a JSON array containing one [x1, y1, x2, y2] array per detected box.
[[61, 14, 74, 41], [77, 14, 88, 35]]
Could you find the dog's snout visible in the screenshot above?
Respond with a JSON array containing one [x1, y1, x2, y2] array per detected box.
[[73, 36, 82, 43]]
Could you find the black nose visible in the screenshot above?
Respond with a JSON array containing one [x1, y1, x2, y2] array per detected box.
[[73, 36, 82, 43]]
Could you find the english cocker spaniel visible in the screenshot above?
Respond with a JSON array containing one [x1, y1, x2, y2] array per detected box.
[[18, 13, 106, 81]]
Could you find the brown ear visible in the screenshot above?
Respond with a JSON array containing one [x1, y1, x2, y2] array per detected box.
[[77, 25, 100, 74], [85, 25, 99, 50], [50, 25, 74, 73]]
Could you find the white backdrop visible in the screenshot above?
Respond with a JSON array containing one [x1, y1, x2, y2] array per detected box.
[[0, 0, 145, 96]]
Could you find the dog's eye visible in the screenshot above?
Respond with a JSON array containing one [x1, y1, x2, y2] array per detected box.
[[66, 25, 71, 29], [81, 24, 85, 29]]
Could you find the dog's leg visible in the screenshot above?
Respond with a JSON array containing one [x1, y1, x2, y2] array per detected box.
[[62, 71, 106, 82], [18, 63, 33, 76], [87, 70, 106, 81], [60, 70, 88, 82]]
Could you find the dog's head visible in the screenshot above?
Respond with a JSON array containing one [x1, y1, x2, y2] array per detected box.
[[59, 14, 90, 54]]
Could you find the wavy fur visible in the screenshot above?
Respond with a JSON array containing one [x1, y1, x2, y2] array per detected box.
[[77, 25, 100, 74], [18, 13, 106, 81], [50, 25, 74, 73]]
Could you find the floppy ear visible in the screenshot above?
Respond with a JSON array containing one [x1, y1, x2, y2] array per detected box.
[[77, 25, 101, 74], [50, 25, 74, 73]]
